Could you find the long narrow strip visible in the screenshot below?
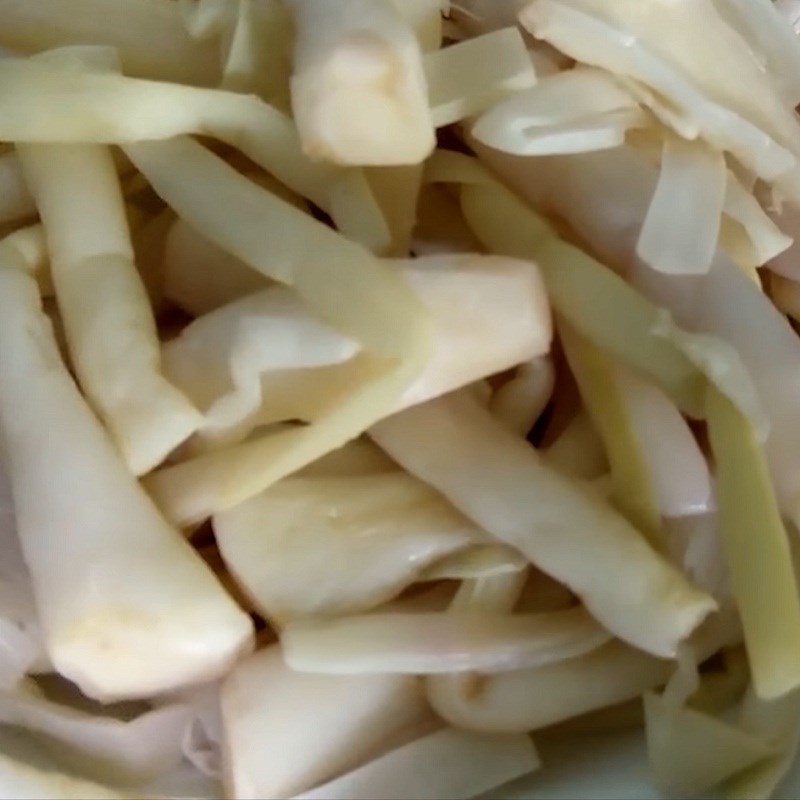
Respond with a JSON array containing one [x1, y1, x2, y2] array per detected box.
[[371, 391, 716, 657], [706, 386, 800, 699], [125, 137, 429, 525], [17, 142, 202, 474]]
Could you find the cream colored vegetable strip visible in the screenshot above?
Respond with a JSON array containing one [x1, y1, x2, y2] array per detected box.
[[0, 151, 35, 224], [220, 646, 429, 799], [637, 137, 727, 276], [17, 143, 202, 474], [427, 611, 740, 733], [295, 727, 539, 800], [391, 0, 445, 51], [421, 545, 527, 581], [366, 165, 423, 256], [371, 391, 716, 657], [0, 0, 220, 84], [285, 0, 434, 165], [706, 386, 800, 699], [424, 27, 537, 128], [560, 323, 662, 543], [0, 59, 384, 245], [0, 267, 253, 702], [213, 472, 487, 625], [282, 607, 610, 674], [490, 356, 554, 436], [126, 136, 429, 525]]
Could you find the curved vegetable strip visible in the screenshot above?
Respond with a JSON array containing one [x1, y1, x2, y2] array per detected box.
[[560, 323, 662, 544], [295, 727, 539, 800], [490, 356, 555, 436], [0, 267, 253, 701], [125, 137, 429, 525], [706, 386, 800, 699], [0, 0, 221, 84], [421, 545, 527, 581], [371, 391, 716, 657], [17, 143, 202, 474], [281, 607, 610, 674], [285, 0, 434, 166]]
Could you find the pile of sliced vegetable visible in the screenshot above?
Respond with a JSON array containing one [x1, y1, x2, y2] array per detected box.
[[2, 0, 800, 797]]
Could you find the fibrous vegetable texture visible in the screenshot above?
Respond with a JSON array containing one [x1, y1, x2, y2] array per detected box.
[[0, 1, 799, 798]]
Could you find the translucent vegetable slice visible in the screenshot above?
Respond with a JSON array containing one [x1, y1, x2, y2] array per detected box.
[[220, 646, 429, 799], [17, 142, 202, 474], [371, 391, 716, 657], [285, 0, 435, 165], [124, 136, 429, 525], [213, 472, 486, 625], [424, 27, 537, 128], [636, 136, 727, 276], [706, 386, 800, 699], [295, 727, 539, 800], [0, 267, 253, 701]]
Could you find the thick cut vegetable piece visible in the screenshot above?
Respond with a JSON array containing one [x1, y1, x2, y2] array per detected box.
[[285, 0, 435, 165], [0, 267, 253, 702], [371, 391, 716, 657], [17, 142, 202, 474], [220, 646, 429, 799]]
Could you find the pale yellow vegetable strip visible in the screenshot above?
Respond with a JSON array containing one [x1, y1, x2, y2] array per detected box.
[[422, 150, 706, 416], [706, 386, 800, 699], [560, 323, 663, 545], [125, 137, 429, 525], [0, 58, 386, 246], [424, 27, 537, 128], [0, 0, 221, 85], [371, 391, 716, 657], [366, 165, 424, 256], [17, 142, 202, 475], [543, 411, 608, 480]]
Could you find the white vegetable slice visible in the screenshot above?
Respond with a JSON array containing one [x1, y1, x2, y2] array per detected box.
[[637, 137, 727, 276], [0, 267, 253, 701], [424, 27, 537, 128], [17, 142, 202, 474], [281, 607, 610, 674], [125, 136, 429, 526], [371, 391, 716, 657], [295, 727, 539, 800], [285, 0, 435, 165], [490, 356, 555, 436], [213, 472, 486, 625], [0, 0, 221, 84], [220, 646, 429, 799], [520, 0, 800, 194], [0, 151, 35, 224]]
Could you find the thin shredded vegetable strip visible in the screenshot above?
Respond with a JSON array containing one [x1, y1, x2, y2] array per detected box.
[[0, 267, 253, 701], [125, 136, 430, 525], [17, 142, 202, 474], [706, 386, 800, 699], [371, 390, 716, 657]]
